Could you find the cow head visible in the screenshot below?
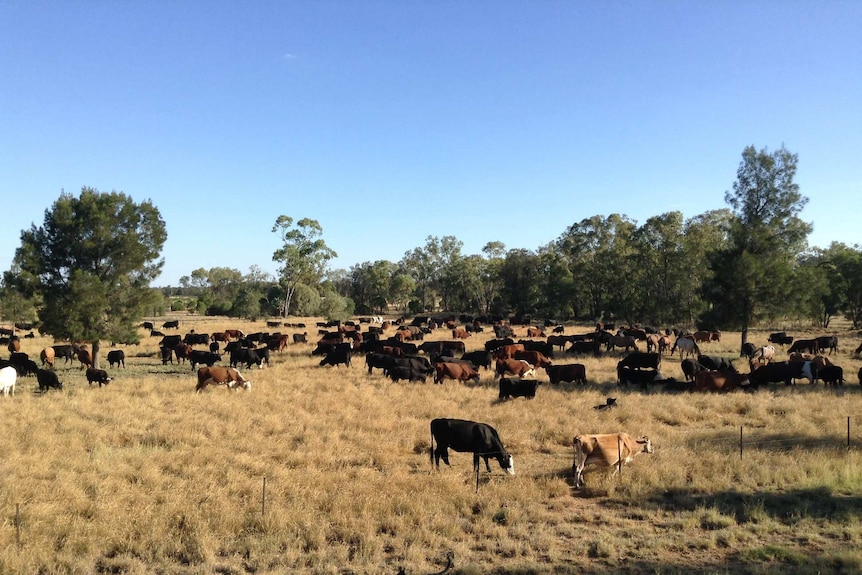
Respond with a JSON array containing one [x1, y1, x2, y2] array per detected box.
[[501, 453, 515, 476]]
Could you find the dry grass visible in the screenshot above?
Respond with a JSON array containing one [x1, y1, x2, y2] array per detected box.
[[2, 318, 862, 574]]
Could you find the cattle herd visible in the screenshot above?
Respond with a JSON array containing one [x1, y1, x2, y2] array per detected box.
[[2, 317, 862, 487]]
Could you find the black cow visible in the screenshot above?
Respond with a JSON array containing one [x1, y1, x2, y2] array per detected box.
[[392, 355, 434, 375], [160, 346, 174, 365], [461, 350, 493, 371], [293, 333, 308, 344], [141, 321, 154, 331], [430, 418, 515, 475], [183, 333, 209, 346], [319, 343, 352, 367], [493, 325, 515, 339], [162, 320, 179, 329], [52, 345, 77, 364], [159, 335, 182, 349], [787, 339, 819, 355], [418, 341, 445, 355], [498, 378, 539, 400], [85, 368, 112, 387], [517, 339, 554, 359], [254, 347, 270, 366], [10, 353, 38, 376], [107, 350, 125, 369], [617, 366, 660, 389], [697, 355, 736, 372], [617, 352, 661, 371], [817, 365, 844, 385], [484, 338, 514, 353], [566, 339, 601, 356], [189, 350, 221, 370], [741, 342, 757, 359], [230, 348, 262, 369], [366, 352, 394, 375], [388, 366, 427, 382], [749, 361, 812, 387], [37, 369, 63, 392], [815, 335, 839, 355], [767, 332, 794, 346]]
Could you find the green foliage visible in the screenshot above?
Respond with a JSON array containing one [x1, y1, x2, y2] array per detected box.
[[272, 216, 337, 317], [8, 187, 166, 355]]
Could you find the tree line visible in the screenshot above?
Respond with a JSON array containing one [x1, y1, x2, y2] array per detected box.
[[2, 145, 861, 368]]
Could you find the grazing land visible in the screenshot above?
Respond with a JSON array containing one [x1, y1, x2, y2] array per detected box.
[[1, 317, 862, 574]]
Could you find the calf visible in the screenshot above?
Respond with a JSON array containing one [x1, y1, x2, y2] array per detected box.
[[498, 377, 539, 400], [37, 369, 63, 392], [86, 368, 112, 387]]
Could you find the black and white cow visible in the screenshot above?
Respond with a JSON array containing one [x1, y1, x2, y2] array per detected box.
[[430, 418, 514, 475]]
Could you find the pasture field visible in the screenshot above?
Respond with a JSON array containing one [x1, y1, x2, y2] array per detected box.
[[2, 318, 862, 575]]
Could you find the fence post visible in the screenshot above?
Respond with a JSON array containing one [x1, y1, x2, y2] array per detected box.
[[261, 477, 267, 516], [848, 416, 851, 451], [739, 426, 743, 460], [617, 436, 622, 478]]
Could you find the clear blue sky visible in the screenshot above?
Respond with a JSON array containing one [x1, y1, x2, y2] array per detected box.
[[2, 1, 860, 286]]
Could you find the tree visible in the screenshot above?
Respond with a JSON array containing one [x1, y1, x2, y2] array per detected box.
[[7, 187, 166, 366], [271, 216, 337, 317], [701, 145, 811, 347]]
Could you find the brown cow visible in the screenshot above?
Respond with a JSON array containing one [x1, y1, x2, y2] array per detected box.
[[513, 350, 552, 368], [224, 329, 245, 340], [76, 347, 93, 370], [173, 343, 193, 364], [692, 330, 712, 343], [693, 370, 750, 392], [210, 332, 229, 343], [572, 433, 653, 488], [434, 362, 480, 384], [607, 336, 638, 353], [544, 363, 586, 385], [40, 347, 56, 367], [495, 344, 526, 360], [495, 359, 535, 379], [195, 366, 251, 392], [526, 326, 545, 338], [710, 331, 721, 342], [7, 337, 20, 353], [451, 327, 471, 339]]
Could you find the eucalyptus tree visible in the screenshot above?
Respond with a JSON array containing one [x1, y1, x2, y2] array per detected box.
[[7, 187, 166, 367], [701, 145, 811, 345], [349, 260, 396, 314], [271, 216, 337, 317], [498, 249, 542, 318]]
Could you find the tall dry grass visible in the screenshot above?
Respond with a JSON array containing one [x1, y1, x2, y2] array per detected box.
[[1, 319, 861, 574]]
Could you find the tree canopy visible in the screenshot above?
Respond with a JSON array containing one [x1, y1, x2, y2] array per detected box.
[[7, 187, 166, 365], [271, 216, 337, 317]]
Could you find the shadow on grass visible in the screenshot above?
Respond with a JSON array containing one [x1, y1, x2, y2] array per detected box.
[[642, 485, 862, 524]]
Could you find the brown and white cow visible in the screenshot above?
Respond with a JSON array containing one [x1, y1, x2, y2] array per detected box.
[[195, 366, 251, 393], [572, 432, 653, 488], [512, 350, 552, 368], [494, 344, 526, 360], [494, 359, 535, 379]]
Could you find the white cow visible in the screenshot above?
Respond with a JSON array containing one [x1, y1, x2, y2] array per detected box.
[[573, 432, 653, 488], [1, 366, 17, 397]]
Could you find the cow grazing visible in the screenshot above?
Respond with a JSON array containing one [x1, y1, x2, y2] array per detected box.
[[485, 338, 514, 353], [40, 347, 56, 367], [815, 335, 839, 355], [319, 344, 352, 367], [107, 350, 125, 369], [670, 336, 700, 359], [7, 336, 21, 353], [388, 366, 427, 382], [572, 433, 653, 488], [1, 366, 17, 396], [292, 332, 308, 344], [230, 348, 263, 369], [85, 368, 112, 387], [494, 344, 526, 360], [617, 366, 661, 389], [566, 339, 602, 357], [195, 366, 251, 392], [160, 346, 174, 365], [498, 377, 539, 400], [693, 370, 750, 392], [10, 352, 38, 376], [513, 350, 552, 368], [37, 369, 63, 392], [451, 327, 471, 339], [749, 345, 775, 365], [52, 345, 76, 364], [495, 359, 535, 379], [430, 418, 514, 475], [544, 363, 587, 385], [162, 320, 179, 329], [749, 361, 814, 387], [435, 362, 480, 384], [76, 347, 93, 370], [607, 336, 638, 353], [741, 342, 757, 359], [526, 326, 545, 338]]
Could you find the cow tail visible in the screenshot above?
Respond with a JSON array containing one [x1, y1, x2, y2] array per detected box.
[[429, 426, 435, 468]]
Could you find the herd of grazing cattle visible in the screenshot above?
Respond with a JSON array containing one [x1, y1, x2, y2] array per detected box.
[[3, 317, 862, 487]]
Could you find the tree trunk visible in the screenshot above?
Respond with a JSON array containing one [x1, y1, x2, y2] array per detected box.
[[740, 326, 748, 358], [92, 339, 101, 370]]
